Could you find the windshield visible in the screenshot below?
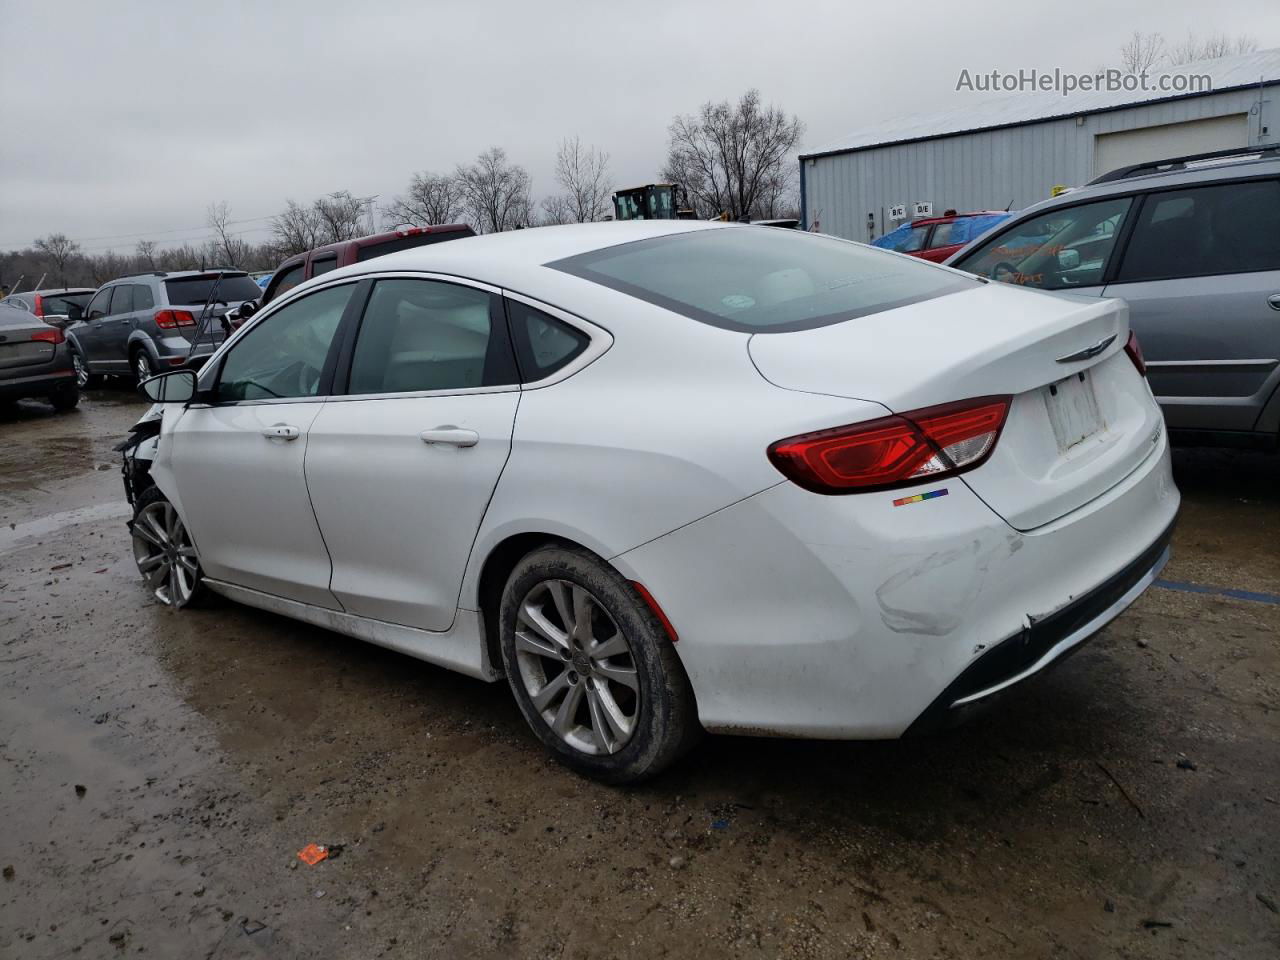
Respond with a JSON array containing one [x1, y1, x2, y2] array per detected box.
[[551, 226, 975, 333], [165, 274, 263, 305]]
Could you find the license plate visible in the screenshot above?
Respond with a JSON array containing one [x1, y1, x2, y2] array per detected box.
[[1044, 371, 1103, 452]]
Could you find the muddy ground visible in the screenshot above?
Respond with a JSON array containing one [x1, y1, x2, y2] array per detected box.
[[1, 387, 1277, 960]]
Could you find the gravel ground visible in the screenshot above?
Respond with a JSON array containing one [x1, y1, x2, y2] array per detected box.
[[1, 388, 1277, 959]]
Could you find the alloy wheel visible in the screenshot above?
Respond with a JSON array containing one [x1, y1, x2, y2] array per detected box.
[[131, 500, 199, 606], [134, 351, 153, 383], [514, 579, 640, 755], [72, 350, 90, 388]]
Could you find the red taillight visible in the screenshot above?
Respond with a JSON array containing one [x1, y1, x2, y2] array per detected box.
[[32, 294, 44, 317], [154, 309, 196, 329], [1124, 330, 1146, 377], [30, 327, 65, 345], [768, 396, 1011, 494]]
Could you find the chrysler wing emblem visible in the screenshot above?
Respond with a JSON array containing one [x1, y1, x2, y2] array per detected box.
[[1056, 334, 1116, 364]]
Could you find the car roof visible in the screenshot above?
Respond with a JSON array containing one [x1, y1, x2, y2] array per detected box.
[[321, 219, 725, 284], [912, 211, 1008, 226], [10, 287, 96, 296]]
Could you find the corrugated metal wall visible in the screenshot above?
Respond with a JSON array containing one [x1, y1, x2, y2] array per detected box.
[[804, 87, 1273, 241]]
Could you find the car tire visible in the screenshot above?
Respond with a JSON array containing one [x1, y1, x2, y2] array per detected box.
[[131, 347, 155, 385], [49, 385, 80, 412], [130, 486, 207, 609], [71, 344, 100, 389], [499, 545, 700, 783]]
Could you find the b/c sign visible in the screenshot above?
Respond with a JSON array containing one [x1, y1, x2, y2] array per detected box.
[[889, 203, 907, 221]]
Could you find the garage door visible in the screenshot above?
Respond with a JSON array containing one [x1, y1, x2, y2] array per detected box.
[[1094, 114, 1250, 179]]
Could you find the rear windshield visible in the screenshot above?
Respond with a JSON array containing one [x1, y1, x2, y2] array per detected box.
[[165, 274, 263, 304], [43, 292, 93, 314], [355, 230, 470, 262], [551, 227, 974, 332]]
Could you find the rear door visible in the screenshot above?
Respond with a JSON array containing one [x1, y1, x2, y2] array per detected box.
[[102, 284, 139, 366], [304, 275, 521, 630], [1101, 177, 1280, 433]]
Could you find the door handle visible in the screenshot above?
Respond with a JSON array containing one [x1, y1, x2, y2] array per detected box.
[[420, 426, 479, 447], [262, 424, 300, 441], [1268, 294, 1280, 311]]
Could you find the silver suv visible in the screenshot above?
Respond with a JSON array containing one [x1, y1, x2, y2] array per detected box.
[[67, 270, 262, 387], [948, 146, 1280, 449]]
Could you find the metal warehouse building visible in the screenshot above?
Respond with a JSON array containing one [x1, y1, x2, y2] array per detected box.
[[800, 48, 1279, 242]]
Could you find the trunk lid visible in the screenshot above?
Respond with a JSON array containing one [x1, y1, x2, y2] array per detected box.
[[749, 282, 1164, 530], [0, 310, 57, 370]]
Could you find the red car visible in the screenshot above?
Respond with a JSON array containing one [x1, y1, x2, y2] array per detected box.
[[872, 211, 1011, 263], [260, 223, 475, 305]]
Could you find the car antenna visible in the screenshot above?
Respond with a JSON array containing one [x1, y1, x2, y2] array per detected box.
[[1004, 199, 1013, 211]]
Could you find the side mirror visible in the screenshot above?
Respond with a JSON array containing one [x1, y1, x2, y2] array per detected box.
[[140, 369, 198, 404], [66, 304, 84, 322], [227, 298, 259, 329], [1056, 248, 1081, 271]]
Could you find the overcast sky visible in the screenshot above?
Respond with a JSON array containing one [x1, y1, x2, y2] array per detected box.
[[2, 0, 1277, 253]]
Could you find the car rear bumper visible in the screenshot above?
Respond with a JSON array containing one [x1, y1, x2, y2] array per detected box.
[[613, 431, 1180, 739], [0, 367, 76, 399], [903, 517, 1173, 735]]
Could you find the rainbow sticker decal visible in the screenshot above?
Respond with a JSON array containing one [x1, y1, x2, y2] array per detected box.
[[892, 488, 949, 507]]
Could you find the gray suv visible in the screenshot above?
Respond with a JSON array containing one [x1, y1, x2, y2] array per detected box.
[[68, 270, 263, 387], [947, 145, 1280, 449]]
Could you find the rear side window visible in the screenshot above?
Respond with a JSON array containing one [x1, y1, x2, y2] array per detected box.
[[551, 227, 973, 333], [133, 284, 155, 310], [1115, 179, 1280, 283], [954, 197, 1133, 289], [347, 278, 517, 395], [165, 274, 263, 304], [506, 299, 588, 381], [109, 285, 134, 314]]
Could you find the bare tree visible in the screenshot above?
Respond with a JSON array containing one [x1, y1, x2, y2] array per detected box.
[[135, 240, 158, 269], [661, 89, 804, 221], [1165, 32, 1258, 64], [455, 148, 534, 233], [1120, 31, 1165, 74], [539, 193, 575, 226], [313, 190, 377, 244], [271, 200, 321, 258], [206, 201, 251, 268], [33, 233, 81, 287], [550, 137, 612, 223], [384, 172, 464, 228], [87, 251, 128, 286]]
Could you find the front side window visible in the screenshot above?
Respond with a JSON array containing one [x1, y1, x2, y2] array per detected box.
[[310, 255, 338, 277], [109, 285, 134, 315], [216, 284, 353, 402], [347, 279, 516, 395], [954, 197, 1133, 289], [552, 226, 974, 333], [85, 288, 111, 319], [264, 263, 305, 303], [1115, 179, 1280, 283]]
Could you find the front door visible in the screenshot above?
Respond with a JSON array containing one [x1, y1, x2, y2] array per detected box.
[[304, 276, 521, 630], [165, 281, 359, 607], [77, 286, 115, 367], [1103, 177, 1280, 432]]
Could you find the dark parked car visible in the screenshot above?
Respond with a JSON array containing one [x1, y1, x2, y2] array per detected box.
[[260, 224, 475, 305], [1, 287, 96, 329], [68, 270, 263, 387], [0, 302, 79, 411], [873, 211, 1011, 262]]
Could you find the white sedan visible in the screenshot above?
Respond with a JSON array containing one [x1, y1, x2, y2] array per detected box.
[[124, 220, 1179, 782]]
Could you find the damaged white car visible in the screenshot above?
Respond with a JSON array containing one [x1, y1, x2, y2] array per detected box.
[[120, 221, 1179, 782]]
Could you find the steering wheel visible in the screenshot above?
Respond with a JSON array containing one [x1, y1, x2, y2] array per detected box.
[[990, 261, 1021, 283]]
